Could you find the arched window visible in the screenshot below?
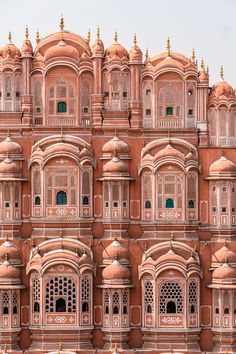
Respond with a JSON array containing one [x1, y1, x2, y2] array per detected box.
[[34, 302, 40, 312], [123, 305, 127, 314], [113, 306, 119, 314], [82, 196, 89, 205], [167, 301, 176, 313], [57, 101, 67, 113], [13, 306, 17, 314], [188, 200, 195, 208], [145, 200, 152, 209], [166, 198, 174, 208], [105, 306, 109, 314], [35, 196, 41, 205], [82, 302, 89, 312], [56, 298, 66, 312], [166, 106, 173, 116], [3, 306, 8, 314], [147, 304, 152, 313], [56, 191, 67, 205]]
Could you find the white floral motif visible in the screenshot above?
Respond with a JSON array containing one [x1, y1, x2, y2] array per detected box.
[[56, 208, 68, 216]]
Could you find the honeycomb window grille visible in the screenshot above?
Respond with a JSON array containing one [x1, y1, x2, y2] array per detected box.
[[2, 291, 10, 315], [159, 281, 183, 314], [188, 280, 198, 314], [144, 280, 154, 313], [81, 277, 91, 312], [45, 276, 76, 313], [12, 291, 19, 314], [33, 277, 40, 312], [112, 291, 120, 314], [104, 290, 110, 314]]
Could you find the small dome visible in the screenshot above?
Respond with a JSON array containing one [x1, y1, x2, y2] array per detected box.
[[0, 258, 20, 282], [22, 39, 33, 56], [158, 248, 185, 264], [0, 239, 20, 260], [212, 263, 236, 279], [0, 43, 21, 59], [211, 80, 235, 98], [155, 144, 185, 161], [45, 41, 79, 62], [129, 45, 142, 62], [106, 38, 128, 60], [0, 136, 22, 155], [92, 38, 104, 56], [209, 155, 236, 176], [102, 239, 129, 261], [199, 71, 209, 83], [102, 136, 129, 154], [213, 244, 236, 264], [0, 157, 20, 176], [103, 155, 128, 174], [102, 259, 130, 281], [78, 251, 93, 266]]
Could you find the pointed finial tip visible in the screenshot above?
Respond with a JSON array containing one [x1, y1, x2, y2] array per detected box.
[[87, 28, 91, 45], [191, 48, 196, 63], [60, 14, 64, 31], [25, 25, 29, 40], [145, 48, 149, 63], [36, 29, 40, 43], [8, 30, 12, 43], [133, 32, 137, 47], [166, 36, 171, 56], [114, 30, 118, 43], [220, 65, 224, 80], [96, 26, 100, 39]]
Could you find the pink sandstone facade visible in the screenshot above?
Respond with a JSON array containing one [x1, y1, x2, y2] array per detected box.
[[0, 17, 235, 353]]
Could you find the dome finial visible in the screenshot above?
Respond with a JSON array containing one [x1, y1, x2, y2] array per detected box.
[[87, 28, 91, 45], [8, 31, 12, 43], [96, 26, 100, 39], [145, 48, 149, 63], [36, 29, 40, 44], [25, 25, 29, 40], [220, 65, 224, 81], [200, 57, 205, 72], [191, 48, 195, 63], [133, 33, 137, 48], [60, 14, 64, 31], [166, 37, 171, 56], [114, 30, 118, 43]]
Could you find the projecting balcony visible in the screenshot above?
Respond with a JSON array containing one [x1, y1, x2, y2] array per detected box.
[[157, 118, 183, 129], [46, 115, 76, 125]]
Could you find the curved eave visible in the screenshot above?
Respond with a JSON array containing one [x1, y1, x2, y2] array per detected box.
[[97, 176, 135, 181], [0, 177, 27, 181], [97, 284, 134, 289], [205, 176, 236, 180], [208, 283, 236, 289], [0, 284, 25, 289]]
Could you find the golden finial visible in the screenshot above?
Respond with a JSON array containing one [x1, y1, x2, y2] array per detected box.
[[191, 48, 195, 63], [200, 57, 205, 71], [3, 343, 7, 353], [87, 29, 91, 45], [207, 65, 209, 74], [8, 31, 12, 43], [96, 26, 100, 39], [220, 65, 224, 80], [114, 30, 118, 43], [133, 33, 137, 48], [36, 29, 40, 44], [25, 25, 29, 40], [60, 14, 64, 31], [145, 48, 149, 63], [166, 37, 171, 56], [58, 341, 62, 354]]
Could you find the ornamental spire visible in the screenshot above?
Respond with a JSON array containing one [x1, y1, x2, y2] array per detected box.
[[96, 26, 100, 39], [87, 28, 91, 45], [36, 29, 40, 43], [200, 57, 205, 71], [8, 31, 12, 43], [145, 48, 149, 63], [133, 33, 137, 48], [166, 37, 171, 56], [191, 48, 195, 63], [25, 25, 29, 40], [60, 14, 64, 31], [220, 65, 224, 81], [114, 30, 118, 43]]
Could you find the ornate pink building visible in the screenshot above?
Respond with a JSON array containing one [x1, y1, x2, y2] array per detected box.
[[0, 17, 235, 353]]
